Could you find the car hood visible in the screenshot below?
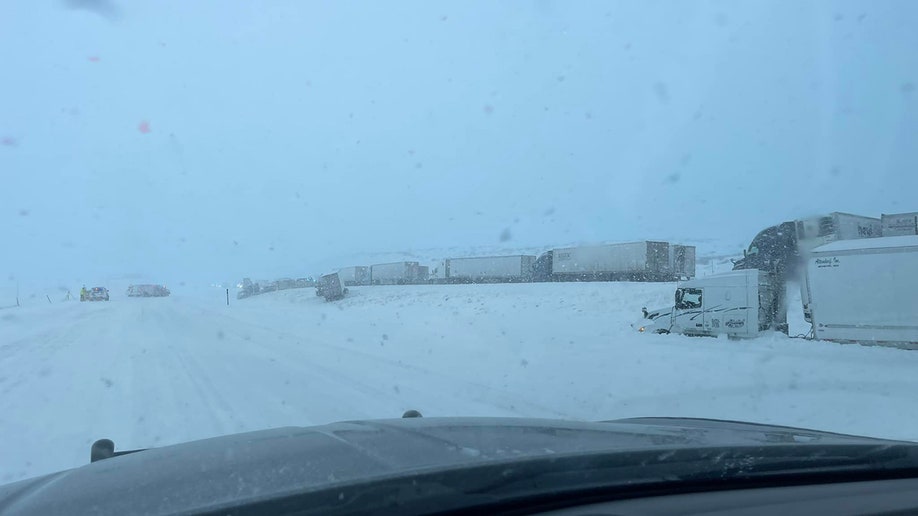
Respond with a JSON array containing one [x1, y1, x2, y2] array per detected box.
[[0, 417, 911, 515]]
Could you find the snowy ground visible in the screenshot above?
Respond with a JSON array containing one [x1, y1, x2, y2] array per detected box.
[[4, 281, 918, 484]]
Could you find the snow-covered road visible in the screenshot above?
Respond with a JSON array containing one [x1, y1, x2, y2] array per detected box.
[[4, 282, 918, 484]]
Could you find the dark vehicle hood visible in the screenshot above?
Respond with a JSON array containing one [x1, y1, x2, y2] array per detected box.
[[0, 417, 913, 515]]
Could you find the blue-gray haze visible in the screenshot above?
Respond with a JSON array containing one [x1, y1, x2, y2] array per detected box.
[[2, 0, 916, 289]]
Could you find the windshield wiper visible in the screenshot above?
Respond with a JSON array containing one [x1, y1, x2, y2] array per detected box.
[[90, 439, 146, 463]]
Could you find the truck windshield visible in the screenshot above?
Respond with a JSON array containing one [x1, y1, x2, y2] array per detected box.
[[675, 288, 703, 310]]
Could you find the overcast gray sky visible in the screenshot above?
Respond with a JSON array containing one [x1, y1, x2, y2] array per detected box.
[[2, 0, 916, 287]]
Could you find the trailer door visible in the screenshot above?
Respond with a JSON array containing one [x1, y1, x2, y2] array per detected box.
[[646, 242, 670, 280], [704, 285, 756, 336]]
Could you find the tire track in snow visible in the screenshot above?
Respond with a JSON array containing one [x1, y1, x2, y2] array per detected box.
[[135, 301, 247, 438], [184, 303, 575, 419]]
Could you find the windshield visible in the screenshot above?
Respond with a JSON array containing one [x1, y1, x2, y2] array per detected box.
[[675, 288, 703, 310], [3, 0, 918, 488]]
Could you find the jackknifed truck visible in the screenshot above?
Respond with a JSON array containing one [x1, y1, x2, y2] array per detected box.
[[638, 211, 918, 346]]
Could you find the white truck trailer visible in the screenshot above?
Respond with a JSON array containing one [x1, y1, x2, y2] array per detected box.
[[369, 261, 424, 285], [549, 241, 673, 282], [338, 266, 370, 286], [801, 235, 918, 344], [443, 255, 535, 283], [881, 212, 918, 236], [730, 211, 884, 334], [670, 244, 696, 280]]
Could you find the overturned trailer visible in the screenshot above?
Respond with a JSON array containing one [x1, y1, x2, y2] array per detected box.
[[316, 272, 348, 301]]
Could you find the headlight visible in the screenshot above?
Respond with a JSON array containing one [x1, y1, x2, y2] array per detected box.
[[638, 326, 645, 333]]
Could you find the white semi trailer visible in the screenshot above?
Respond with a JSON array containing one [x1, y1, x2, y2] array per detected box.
[[532, 241, 680, 282], [670, 244, 696, 281], [338, 266, 370, 286], [442, 255, 535, 283], [801, 235, 918, 344], [881, 212, 918, 237], [369, 262, 426, 285]]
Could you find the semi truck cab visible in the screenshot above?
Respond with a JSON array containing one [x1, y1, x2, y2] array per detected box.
[[733, 221, 798, 273], [636, 270, 780, 338]]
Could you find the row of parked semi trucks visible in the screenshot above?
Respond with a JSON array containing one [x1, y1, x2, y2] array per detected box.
[[237, 277, 315, 299], [637, 211, 918, 347], [320, 209, 918, 347], [332, 241, 697, 288]]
